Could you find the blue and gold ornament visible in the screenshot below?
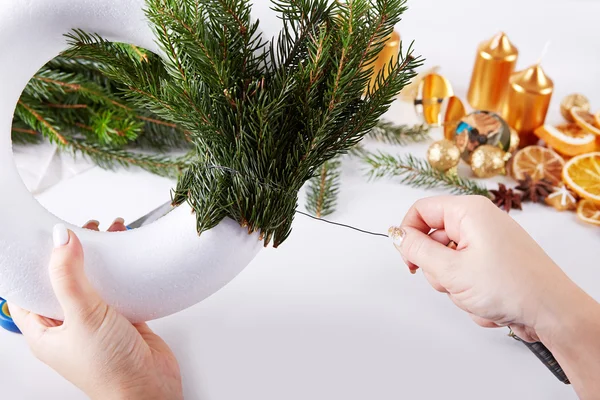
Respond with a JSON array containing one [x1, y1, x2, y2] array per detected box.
[[453, 111, 511, 164]]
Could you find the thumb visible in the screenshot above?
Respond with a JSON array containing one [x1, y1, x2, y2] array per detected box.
[[50, 224, 106, 322], [393, 226, 456, 280]]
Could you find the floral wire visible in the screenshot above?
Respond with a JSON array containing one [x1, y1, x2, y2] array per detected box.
[[295, 211, 388, 238]]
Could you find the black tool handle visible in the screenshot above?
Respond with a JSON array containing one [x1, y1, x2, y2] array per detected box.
[[511, 334, 570, 384]]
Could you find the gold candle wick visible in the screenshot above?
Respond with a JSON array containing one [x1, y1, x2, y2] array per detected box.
[[536, 41, 551, 65]]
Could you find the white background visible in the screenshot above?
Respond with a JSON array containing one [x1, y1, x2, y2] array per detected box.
[[2, 0, 600, 399]]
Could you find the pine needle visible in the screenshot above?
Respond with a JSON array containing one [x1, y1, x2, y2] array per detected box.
[[306, 157, 341, 217], [363, 151, 491, 197], [367, 120, 430, 146]]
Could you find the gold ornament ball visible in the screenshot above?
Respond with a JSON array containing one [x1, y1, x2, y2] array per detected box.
[[561, 94, 590, 122], [470, 145, 510, 178], [427, 139, 461, 172], [508, 128, 520, 153]]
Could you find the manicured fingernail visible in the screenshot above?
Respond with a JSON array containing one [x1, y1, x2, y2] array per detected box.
[[85, 220, 100, 228], [409, 268, 417, 275], [388, 226, 405, 248], [113, 217, 125, 225], [53, 224, 70, 248]]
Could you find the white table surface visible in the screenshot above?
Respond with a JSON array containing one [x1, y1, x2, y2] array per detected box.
[[2, 0, 600, 399]]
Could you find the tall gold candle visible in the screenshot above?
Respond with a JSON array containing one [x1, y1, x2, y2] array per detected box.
[[467, 32, 518, 112], [368, 31, 400, 91], [501, 64, 553, 147]]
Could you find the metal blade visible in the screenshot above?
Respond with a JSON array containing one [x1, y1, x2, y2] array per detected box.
[[127, 201, 174, 229]]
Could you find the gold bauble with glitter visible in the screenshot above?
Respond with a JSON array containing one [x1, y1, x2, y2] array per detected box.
[[470, 145, 511, 178], [508, 128, 520, 153], [427, 139, 461, 172], [561, 94, 590, 122]]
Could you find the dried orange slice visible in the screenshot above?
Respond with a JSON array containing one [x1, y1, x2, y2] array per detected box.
[[534, 123, 597, 157], [563, 152, 600, 203], [571, 107, 600, 136], [576, 199, 600, 225], [511, 145, 565, 185], [595, 111, 600, 131], [545, 184, 578, 211]]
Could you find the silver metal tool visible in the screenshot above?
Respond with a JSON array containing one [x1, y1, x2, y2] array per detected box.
[[126, 201, 174, 230]]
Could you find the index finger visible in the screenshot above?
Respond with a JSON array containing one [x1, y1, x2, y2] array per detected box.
[[401, 195, 488, 245]]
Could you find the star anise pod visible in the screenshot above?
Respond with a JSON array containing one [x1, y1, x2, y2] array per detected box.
[[515, 174, 554, 203], [490, 183, 522, 213]]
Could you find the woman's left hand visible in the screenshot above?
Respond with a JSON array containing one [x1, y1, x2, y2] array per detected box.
[[9, 219, 183, 400]]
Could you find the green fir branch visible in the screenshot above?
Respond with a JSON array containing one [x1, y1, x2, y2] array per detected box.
[[305, 157, 341, 217], [65, 0, 418, 247], [363, 152, 491, 197], [368, 121, 430, 145], [14, 95, 191, 178], [11, 125, 43, 145], [13, 49, 192, 169], [68, 140, 192, 177]]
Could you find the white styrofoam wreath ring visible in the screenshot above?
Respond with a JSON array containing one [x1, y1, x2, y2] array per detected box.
[[0, 0, 265, 322]]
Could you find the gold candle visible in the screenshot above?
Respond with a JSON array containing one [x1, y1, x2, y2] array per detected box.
[[367, 31, 400, 91], [467, 32, 518, 112], [501, 64, 554, 147]]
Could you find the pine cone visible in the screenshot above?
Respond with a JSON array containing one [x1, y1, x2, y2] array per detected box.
[[515, 174, 554, 203], [491, 183, 522, 213]]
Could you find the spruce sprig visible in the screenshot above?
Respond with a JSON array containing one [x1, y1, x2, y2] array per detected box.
[[11, 123, 43, 145], [13, 52, 191, 155], [65, 0, 420, 247], [306, 157, 341, 218], [67, 140, 192, 177], [368, 120, 430, 145], [305, 121, 428, 217], [363, 152, 491, 197], [15, 95, 189, 177]]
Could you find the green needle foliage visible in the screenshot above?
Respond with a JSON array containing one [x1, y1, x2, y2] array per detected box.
[[64, 0, 420, 247], [306, 157, 341, 218], [368, 120, 430, 145], [67, 139, 192, 177], [305, 121, 427, 217], [363, 152, 491, 197], [12, 52, 191, 177]]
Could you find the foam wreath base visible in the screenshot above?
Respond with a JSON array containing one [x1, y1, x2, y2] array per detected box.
[[0, 0, 264, 322]]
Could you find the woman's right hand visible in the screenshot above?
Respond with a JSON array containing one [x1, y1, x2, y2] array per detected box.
[[390, 195, 572, 341], [390, 195, 600, 399]]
